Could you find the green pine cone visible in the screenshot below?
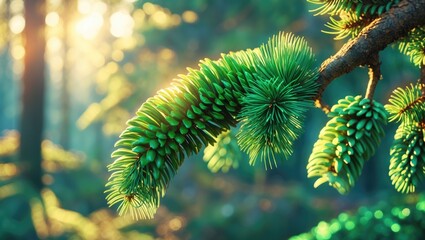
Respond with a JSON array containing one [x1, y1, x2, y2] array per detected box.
[[389, 122, 425, 193], [307, 95, 388, 194], [106, 32, 318, 219]]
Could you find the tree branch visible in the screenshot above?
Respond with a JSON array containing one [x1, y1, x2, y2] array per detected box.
[[315, 0, 425, 105], [365, 53, 381, 99]]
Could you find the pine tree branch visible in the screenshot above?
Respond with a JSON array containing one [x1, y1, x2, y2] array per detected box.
[[314, 99, 330, 114], [316, 0, 425, 103], [365, 53, 381, 99]]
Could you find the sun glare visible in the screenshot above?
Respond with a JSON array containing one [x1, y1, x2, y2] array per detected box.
[[45, 11, 60, 27], [75, 12, 104, 40], [9, 14, 25, 34], [110, 10, 134, 38]]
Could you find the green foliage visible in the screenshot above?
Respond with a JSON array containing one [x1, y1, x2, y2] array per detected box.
[[386, 83, 425, 193], [309, 0, 425, 67], [106, 32, 318, 219], [203, 130, 241, 173], [308, 0, 400, 40], [385, 83, 425, 124], [290, 195, 425, 240], [307, 96, 388, 194], [399, 27, 425, 67], [323, 12, 372, 40], [389, 123, 425, 193], [237, 33, 318, 168], [308, 0, 400, 16]]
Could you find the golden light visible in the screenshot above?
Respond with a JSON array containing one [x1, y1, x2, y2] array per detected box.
[[0, 163, 19, 178], [113, 36, 138, 50], [168, 217, 183, 231], [0, 184, 18, 199], [78, 0, 91, 14], [159, 48, 175, 61], [171, 14, 182, 26], [143, 2, 157, 15], [78, 0, 107, 15], [109, 10, 134, 38], [47, 37, 64, 72], [123, 63, 135, 74], [11, 44, 25, 60], [10, 0, 24, 13], [75, 12, 104, 40], [111, 50, 124, 62], [182, 10, 198, 23], [45, 11, 60, 27], [9, 14, 25, 34], [151, 10, 169, 28], [47, 36, 62, 52], [91, 51, 106, 67]]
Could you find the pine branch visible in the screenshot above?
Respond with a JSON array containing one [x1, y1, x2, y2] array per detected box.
[[315, 99, 331, 114], [385, 82, 425, 124], [316, 0, 425, 103], [365, 53, 381, 99], [106, 32, 318, 219]]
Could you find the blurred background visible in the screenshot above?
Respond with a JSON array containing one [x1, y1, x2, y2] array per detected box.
[[1, 0, 424, 239]]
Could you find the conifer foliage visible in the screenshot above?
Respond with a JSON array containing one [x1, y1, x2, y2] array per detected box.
[[308, 0, 425, 65], [386, 83, 425, 193], [106, 32, 318, 219], [107, 0, 425, 219], [307, 96, 388, 194]]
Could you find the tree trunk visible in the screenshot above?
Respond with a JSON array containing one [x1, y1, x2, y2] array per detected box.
[[0, 0, 11, 131], [20, 0, 46, 191], [60, 0, 72, 150]]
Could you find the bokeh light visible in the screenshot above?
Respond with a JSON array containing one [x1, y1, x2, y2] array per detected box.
[[75, 12, 104, 40], [45, 11, 60, 27], [110, 10, 134, 38], [182, 10, 198, 23], [11, 44, 25, 60], [9, 14, 25, 34]]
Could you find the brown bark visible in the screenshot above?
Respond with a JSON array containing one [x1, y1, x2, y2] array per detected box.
[[316, 0, 425, 103], [20, 0, 46, 191], [365, 53, 381, 99]]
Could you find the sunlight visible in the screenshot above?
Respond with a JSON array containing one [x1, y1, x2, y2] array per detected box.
[[47, 36, 62, 52], [9, 14, 25, 34], [75, 12, 104, 40], [0, 163, 18, 179], [45, 11, 60, 27], [111, 49, 124, 62], [110, 10, 134, 38], [46, 36, 63, 72], [11, 44, 24, 60], [77, 0, 107, 15], [10, 0, 23, 13], [182, 10, 198, 23]]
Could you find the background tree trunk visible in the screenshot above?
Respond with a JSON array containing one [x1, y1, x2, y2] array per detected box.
[[20, 0, 46, 191], [0, 0, 12, 131], [59, 0, 75, 150]]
